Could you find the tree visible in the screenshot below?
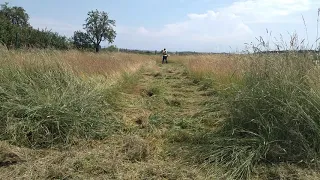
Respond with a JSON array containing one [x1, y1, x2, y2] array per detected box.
[[83, 10, 116, 52], [72, 30, 94, 49], [0, 2, 29, 27], [0, 2, 30, 48], [0, 2, 71, 50]]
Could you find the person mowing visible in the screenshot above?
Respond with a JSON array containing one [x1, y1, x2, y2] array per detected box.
[[162, 48, 168, 64]]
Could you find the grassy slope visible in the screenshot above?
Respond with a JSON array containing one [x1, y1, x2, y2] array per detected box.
[[1, 54, 320, 179]]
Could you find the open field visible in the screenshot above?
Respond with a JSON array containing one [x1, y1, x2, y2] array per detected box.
[[1, 49, 320, 179]]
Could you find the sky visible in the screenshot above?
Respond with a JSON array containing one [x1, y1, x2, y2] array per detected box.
[[2, 0, 320, 52]]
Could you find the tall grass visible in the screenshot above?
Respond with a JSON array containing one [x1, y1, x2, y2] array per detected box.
[[1, 49, 154, 82], [178, 32, 320, 178], [0, 49, 155, 148], [206, 52, 320, 179], [174, 54, 248, 90]]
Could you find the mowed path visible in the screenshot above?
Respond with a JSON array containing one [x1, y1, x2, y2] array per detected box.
[[0, 60, 223, 180], [120, 60, 222, 131], [114, 60, 223, 179]]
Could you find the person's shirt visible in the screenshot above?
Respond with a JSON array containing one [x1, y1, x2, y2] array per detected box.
[[162, 50, 168, 56]]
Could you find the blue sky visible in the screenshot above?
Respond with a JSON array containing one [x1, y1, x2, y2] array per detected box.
[[2, 0, 320, 52]]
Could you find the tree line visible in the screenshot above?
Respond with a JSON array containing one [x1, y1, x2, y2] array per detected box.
[[0, 2, 116, 52]]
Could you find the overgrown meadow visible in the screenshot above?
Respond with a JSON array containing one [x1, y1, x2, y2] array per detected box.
[[176, 33, 320, 179], [2, 33, 320, 179], [0, 48, 156, 148]]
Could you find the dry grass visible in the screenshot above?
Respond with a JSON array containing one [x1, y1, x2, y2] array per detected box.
[[173, 52, 320, 179], [0, 49, 158, 148], [173, 54, 249, 88], [0, 49, 213, 179], [174, 53, 319, 88], [3, 48, 320, 179], [0, 48, 157, 83], [0, 135, 208, 180]]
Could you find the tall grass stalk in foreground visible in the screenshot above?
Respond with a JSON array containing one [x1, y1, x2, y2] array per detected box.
[[0, 49, 155, 148]]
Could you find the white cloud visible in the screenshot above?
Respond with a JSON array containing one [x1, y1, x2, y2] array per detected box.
[[188, 11, 219, 20], [225, 0, 313, 23], [116, 0, 320, 51], [137, 27, 149, 34], [121, 4, 254, 50], [29, 17, 81, 36]]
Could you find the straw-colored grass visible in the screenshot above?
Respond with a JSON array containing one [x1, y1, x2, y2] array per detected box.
[[172, 51, 320, 179], [173, 54, 249, 89], [3, 45, 320, 179], [0, 49, 157, 148], [0, 48, 156, 83], [0, 49, 216, 179]]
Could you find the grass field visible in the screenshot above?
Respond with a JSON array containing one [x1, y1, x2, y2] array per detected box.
[[1, 46, 320, 179]]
